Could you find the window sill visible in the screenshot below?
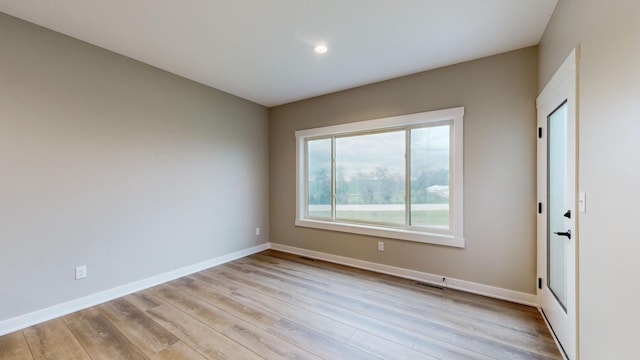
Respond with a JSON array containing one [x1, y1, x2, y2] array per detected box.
[[295, 219, 465, 248]]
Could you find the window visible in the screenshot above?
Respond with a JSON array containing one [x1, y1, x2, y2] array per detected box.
[[296, 107, 464, 247]]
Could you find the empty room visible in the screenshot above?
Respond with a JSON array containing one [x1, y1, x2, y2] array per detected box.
[[0, 1, 637, 359]]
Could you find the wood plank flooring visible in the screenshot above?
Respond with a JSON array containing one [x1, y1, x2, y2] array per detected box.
[[0, 250, 561, 359]]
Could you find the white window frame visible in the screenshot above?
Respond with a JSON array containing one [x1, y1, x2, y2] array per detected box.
[[295, 107, 465, 248]]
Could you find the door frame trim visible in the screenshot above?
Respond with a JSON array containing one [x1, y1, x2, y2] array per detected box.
[[536, 47, 579, 360]]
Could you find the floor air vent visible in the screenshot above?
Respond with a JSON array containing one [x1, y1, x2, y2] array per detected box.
[[416, 282, 444, 290]]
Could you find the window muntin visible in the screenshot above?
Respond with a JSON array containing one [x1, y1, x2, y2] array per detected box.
[[295, 107, 464, 247]]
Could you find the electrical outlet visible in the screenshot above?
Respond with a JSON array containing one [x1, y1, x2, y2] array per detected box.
[[75, 265, 87, 280], [255, 227, 261, 236], [377, 241, 384, 251]]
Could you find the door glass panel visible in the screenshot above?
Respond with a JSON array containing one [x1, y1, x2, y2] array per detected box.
[[548, 101, 568, 310]]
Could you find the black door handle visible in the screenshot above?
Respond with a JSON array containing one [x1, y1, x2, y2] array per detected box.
[[554, 229, 571, 239]]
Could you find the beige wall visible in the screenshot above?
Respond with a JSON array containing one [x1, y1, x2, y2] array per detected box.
[[539, 0, 640, 358], [0, 13, 269, 321], [270, 47, 539, 294]]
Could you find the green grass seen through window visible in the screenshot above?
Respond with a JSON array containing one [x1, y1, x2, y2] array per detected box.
[[308, 209, 449, 228]]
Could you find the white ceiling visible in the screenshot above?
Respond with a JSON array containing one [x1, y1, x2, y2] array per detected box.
[[0, 1, 557, 107]]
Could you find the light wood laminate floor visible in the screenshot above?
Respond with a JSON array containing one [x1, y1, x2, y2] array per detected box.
[[0, 250, 561, 359]]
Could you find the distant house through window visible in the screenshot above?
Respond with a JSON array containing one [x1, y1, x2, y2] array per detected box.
[[296, 107, 465, 247]]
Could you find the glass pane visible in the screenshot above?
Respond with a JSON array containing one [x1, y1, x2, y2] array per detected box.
[[335, 131, 405, 225], [548, 101, 568, 310], [307, 138, 332, 218], [410, 125, 450, 229]]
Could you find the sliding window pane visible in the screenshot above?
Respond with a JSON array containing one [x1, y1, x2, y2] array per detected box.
[[410, 125, 450, 229], [307, 138, 332, 218], [335, 131, 405, 225]]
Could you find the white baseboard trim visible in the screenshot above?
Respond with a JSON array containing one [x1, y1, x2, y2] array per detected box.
[[269, 243, 538, 307], [0, 243, 269, 336], [1, 241, 538, 336]]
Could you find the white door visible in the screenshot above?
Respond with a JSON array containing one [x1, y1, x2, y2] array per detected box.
[[537, 49, 578, 360]]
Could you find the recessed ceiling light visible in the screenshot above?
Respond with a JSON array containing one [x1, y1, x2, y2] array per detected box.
[[314, 45, 328, 54]]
